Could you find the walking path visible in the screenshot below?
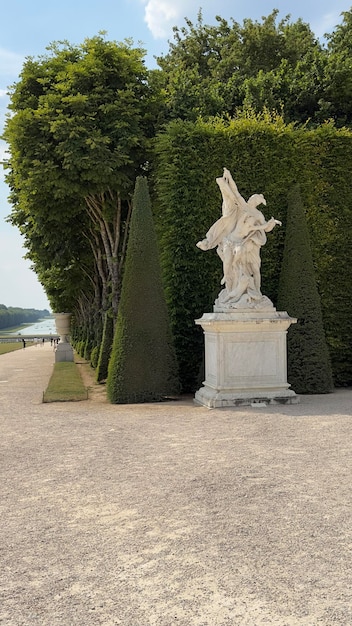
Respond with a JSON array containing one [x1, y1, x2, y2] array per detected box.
[[0, 344, 351, 625]]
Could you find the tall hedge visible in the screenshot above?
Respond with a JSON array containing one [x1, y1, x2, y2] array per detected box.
[[304, 128, 352, 386], [107, 177, 180, 404], [152, 116, 352, 391], [277, 185, 333, 393]]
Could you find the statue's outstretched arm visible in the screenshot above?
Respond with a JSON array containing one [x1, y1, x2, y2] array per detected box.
[[223, 168, 246, 209], [263, 217, 282, 232]]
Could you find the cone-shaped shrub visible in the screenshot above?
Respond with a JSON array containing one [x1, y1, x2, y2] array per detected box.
[[96, 311, 114, 382], [277, 184, 334, 393], [107, 177, 180, 403]]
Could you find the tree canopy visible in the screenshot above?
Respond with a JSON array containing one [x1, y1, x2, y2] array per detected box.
[[155, 8, 352, 127], [3, 35, 157, 325]]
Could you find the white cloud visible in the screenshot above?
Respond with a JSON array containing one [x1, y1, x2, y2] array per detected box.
[[0, 47, 24, 78], [142, 0, 185, 38], [140, 0, 228, 40], [141, 0, 233, 39]]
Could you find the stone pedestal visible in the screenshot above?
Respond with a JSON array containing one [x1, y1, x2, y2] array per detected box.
[[55, 342, 74, 362], [195, 310, 299, 408], [54, 312, 74, 363]]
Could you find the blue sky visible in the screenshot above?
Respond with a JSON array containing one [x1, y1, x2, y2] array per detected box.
[[0, 0, 351, 310]]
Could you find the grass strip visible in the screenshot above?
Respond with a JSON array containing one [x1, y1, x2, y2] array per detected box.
[[0, 342, 24, 355], [43, 361, 88, 402]]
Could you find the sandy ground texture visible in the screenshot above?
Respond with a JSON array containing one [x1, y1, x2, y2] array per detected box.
[[0, 342, 351, 626]]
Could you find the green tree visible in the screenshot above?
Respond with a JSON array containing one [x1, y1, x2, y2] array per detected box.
[[324, 9, 352, 126], [3, 35, 158, 328], [156, 10, 326, 125], [277, 185, 333, 393], [107, 177, 180, 403]]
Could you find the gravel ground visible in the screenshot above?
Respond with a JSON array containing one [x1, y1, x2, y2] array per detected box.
[[0, 343, 351, 626]]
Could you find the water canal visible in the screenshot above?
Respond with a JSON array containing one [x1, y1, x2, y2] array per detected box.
[[7, 317, 58, 336]]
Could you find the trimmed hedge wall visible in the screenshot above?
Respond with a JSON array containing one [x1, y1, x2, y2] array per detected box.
[[152, 116, 352, 391]]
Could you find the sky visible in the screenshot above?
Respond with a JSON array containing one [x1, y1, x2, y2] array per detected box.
[[0, 0, 351, 310]]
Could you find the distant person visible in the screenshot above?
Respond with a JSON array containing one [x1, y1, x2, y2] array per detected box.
[[42, 338, 45, 346], [22, 339, 26, 349]]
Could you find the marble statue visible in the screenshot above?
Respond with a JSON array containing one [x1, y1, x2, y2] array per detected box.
[[196, 168, 281, 310]]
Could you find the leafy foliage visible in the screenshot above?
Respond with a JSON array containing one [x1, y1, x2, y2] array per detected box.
[[107, 177, 180, 403], [2, 35, 157, 333], [96, 311, 114, 383], [324, 10, 352, 126], [156, 10, 328, 126]]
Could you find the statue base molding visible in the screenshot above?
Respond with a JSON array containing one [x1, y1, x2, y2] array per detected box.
[[194, 310, 299, 408]]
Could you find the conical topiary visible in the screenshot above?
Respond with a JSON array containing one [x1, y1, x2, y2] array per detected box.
[[107, 176, 180, 403], [277, 184, 333, 393], [96, 310, 114, 383]]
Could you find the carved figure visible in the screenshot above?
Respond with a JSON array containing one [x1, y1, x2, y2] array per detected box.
[[197, 168, 281, 309]]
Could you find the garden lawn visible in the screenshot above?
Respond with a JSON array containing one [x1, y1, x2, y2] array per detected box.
[[43, 362, 88, 402], [0, 343, 24, 355]]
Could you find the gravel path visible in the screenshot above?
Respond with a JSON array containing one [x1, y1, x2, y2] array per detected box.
[[0, 343, 351, 625]]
